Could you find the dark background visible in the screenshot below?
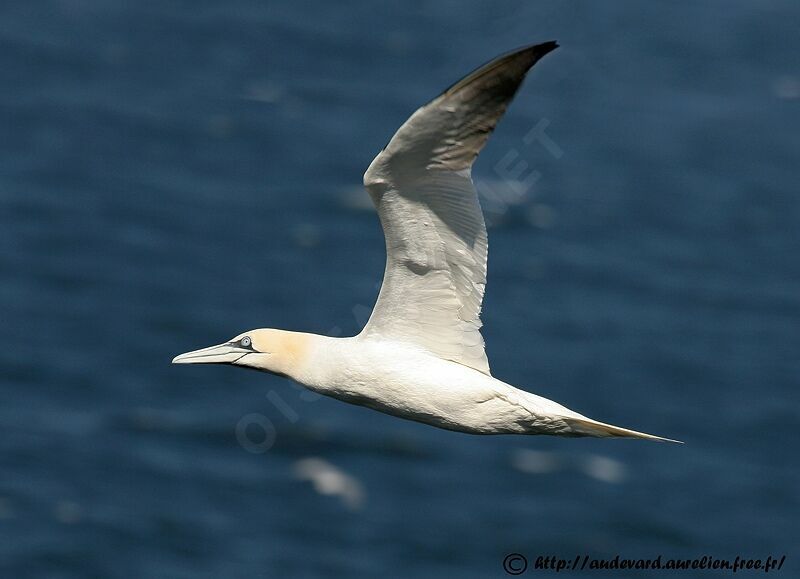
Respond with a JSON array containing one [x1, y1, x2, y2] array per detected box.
[[2, 1, 798, 577]]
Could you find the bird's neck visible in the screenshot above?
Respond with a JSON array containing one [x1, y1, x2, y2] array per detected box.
[[263, 331, 343, 386]]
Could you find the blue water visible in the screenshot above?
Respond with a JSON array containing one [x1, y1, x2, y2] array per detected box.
[[2, 1, 798, 577]]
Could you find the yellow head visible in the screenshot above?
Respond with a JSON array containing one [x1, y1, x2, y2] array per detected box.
[[172, 328, 310, 379]]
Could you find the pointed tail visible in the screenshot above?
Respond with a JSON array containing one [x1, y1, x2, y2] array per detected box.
[[563, 417, 683, 444]]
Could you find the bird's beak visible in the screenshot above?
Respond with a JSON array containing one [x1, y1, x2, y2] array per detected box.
[[172, 342, 250, 365]]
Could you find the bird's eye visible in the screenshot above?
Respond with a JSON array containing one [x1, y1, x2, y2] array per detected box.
[[240, 336, 252, 348]]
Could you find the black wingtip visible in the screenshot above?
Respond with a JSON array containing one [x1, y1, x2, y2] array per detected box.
[[495, 40, 559, 70], [528, 40, 559, 58], [440, 40, 560, 98]]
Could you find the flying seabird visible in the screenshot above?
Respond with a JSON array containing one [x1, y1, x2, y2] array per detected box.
[[173, 42, 680, 443]]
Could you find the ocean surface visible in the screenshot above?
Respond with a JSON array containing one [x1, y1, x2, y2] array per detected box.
[[1, 1, 798, 577]]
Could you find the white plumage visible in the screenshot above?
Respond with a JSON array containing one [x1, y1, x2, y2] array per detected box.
[[173, 42, 680, 443]]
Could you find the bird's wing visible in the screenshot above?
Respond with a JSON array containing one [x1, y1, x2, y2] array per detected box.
[[360, 42, 558, 375]]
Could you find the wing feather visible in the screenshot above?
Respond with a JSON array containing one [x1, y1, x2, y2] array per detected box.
[[360, 42, 558, 375]]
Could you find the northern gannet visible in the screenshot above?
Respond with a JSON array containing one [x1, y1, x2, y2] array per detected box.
[[174, 42, 680, 443]]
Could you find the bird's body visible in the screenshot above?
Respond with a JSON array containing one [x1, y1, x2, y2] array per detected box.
[[174, 42, 679, 443], [227, 330, 673, 440], [283, 332, 565, 435]]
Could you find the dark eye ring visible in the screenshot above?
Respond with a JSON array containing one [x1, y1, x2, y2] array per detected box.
[[240, 336, 252, 348]]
